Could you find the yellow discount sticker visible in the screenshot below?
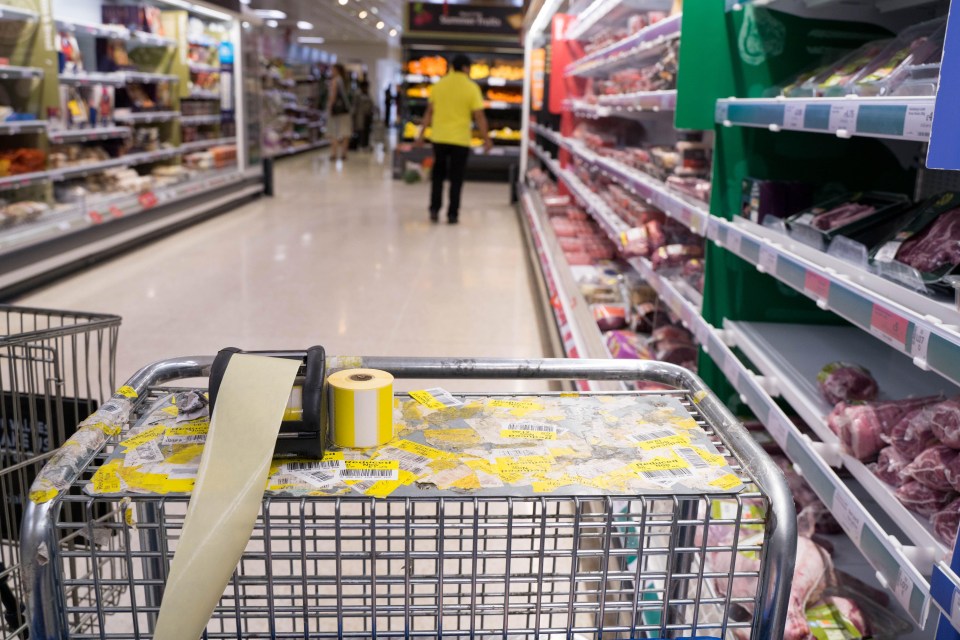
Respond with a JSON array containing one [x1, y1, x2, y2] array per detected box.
[[116, 385, 138, 399], [395, 439, 454, 460], [635, 434, 691, 450], [29, 487, 58, 504], [630, 455, 690, 473], [120, 425, 165, 450], [409, 390, 446, 410], [709, 474, 743, 491], [489, 399, 544, 411]]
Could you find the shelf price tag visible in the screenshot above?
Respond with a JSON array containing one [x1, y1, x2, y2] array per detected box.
[[910, 324, 931, 361], [829, 103, 857, 134], [894, 568, 914, 615], [758, 245, 778, 275], [803, 271, 831, 303], [725, 230, 743, 256], [832, 490, 864, 547], [764, 407, 789, 446], [109, 205, 123, 218], [138, 191, 158, 209], [88, 210, 103, 224], [869, 304, 908, 349], [903, 104, 933, 140], [784, 103, 805, 130]]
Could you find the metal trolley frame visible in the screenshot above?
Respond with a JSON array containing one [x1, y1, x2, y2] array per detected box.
[[22, 355, 795, 640], [0, 305, 119, 640]]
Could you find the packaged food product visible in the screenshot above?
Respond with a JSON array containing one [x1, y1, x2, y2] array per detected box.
[[787, 192, 910, 252]]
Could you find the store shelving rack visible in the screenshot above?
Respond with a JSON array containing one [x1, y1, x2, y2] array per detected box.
[[521, 0, 960, 637], [0, 0, 263, 300]]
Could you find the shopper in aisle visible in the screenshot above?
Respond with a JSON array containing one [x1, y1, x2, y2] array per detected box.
[[354, 81, 375, 150], [326, 64, 354, 162], [415, 54, 492, 224], [383, 85, 394, 127]]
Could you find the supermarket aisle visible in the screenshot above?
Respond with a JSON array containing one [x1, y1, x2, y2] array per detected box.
[[16, 151, 551, 391]]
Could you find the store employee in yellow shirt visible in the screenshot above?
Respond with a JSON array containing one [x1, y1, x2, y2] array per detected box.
[[415, 54, 492, 224]]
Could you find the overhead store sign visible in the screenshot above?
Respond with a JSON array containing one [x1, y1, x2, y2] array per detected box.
[[406, 2, 522, 35]]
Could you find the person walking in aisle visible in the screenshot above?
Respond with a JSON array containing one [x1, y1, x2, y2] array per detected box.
[[414, 54, 492, 224], [353, 81, 374, 150], [383, 85, 394, 127], [326, 64, 353, 162]]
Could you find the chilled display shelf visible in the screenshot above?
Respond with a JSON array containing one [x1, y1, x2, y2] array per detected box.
[[0, 65, 42, 80], [565, 0, 672, 42], [180, 136, 235, 152], [274, 140, 330, 158], [54, 18, 126, 39], [59, 71, 126, 86], [123, 71, 179, 83], [716, 96, 935, 142], [565, 13, 681, 78], [48, 126, 131, 142], [187, 89, 219, 99], [114, 110, 180, 123], [519, 185, 625, 392], [188, 34, 217, 47], [571, 91, 677, 119], [726, 320, 955, 552], [0, 120, 45, 135], [129, 30, 176, 47], [188, 62, 219, 74], [0, 3, 37, 21], [0, 170, 52, 191], [50, 148, 181, 181], [0, 167, 255, 255], [180, 114, 220, 126]]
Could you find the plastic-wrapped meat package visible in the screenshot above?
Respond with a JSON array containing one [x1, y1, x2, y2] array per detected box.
[[928, 397, 960, 447], [646, 219, 666, 251], [806, 597, 870, 638], [932, 497, 960, 547], [785, 537, 833, 640], [564, 251, 592, 266], [903, 445, 959, 491], [558, 237, 584, 253], [816, 362, 878, 405], [650, 325, 692, 344], [871, 446, 910, 487], [652, 244, 704, 270], [591, 304, 627, 331], [894, 207, 960, 273], [550, 218, 577, 238], [632, 302, 670, 333], [828, 395, 941, 460], [809, 202, 877, 230], [653, 341, 697, 368], [888, 406, 941, 458], [682, 258, 705, 292], [895, 480, 956, 517], [605, 330, 650, 360], [774, 456, 841, 534], [620, 226, 650, 258]]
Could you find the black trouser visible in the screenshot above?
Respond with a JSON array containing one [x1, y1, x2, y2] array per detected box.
[[430, 143, 470, 220]]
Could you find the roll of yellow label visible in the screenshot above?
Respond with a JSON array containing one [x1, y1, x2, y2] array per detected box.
[[153, 353, 301, 640], [329, 368, 394, 448]]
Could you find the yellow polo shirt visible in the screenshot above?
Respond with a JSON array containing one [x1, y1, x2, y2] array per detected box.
[[428, 71, 484, 147]]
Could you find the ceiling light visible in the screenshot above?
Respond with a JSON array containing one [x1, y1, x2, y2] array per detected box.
[[253, 9, 286, 19], [239, 0, 250, 4], [358, 10, 367, 18], [376, 20, 384, 29], [371, 6, 378, 13], [298, 36, 325, 43], [296, 20, 313, 29], [338, 0, 348, 4], [266, 19, 278, 27], [388, 28, 397, 36]]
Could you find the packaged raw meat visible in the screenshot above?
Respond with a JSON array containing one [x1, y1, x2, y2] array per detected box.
[[903, 445, 958, 491], [854, 18, 946, 97], [653, 341, 697, 368], [774, 456, 841, 534], [785, 537, 833, 640], [651, 243, 703, 270], [816, 362, 878, 405], [650, 325, 692, 344], [605, 330, 650, 360], [889, 405, 944, 458], [872, 192, 960, 293], [895, 480, 956, 517], [927, 398, 960, 447], [932, 497, 960, 547], [788, 192, 910, 251], [828, 395, 941, 460], [806, 597, 869, 639], [871, 446, 910, 487], [591, 304, 627, 331]]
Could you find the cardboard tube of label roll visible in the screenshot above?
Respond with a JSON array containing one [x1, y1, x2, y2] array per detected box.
[[153, 353, 301, 640]]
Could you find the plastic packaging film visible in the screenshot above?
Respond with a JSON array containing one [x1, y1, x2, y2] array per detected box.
[[328, 368, 394, 448], [153, 353, 301, 640]]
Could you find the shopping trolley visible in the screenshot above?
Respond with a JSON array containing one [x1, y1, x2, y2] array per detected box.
[[0, 305, 120, 640], [21, 354, 795, 640]]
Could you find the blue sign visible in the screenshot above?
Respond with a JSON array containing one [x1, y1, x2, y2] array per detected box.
[[928, 0, 960, 169], [218, 41, 234, 65]]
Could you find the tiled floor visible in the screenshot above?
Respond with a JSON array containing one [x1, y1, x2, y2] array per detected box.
[[16, 151, 552, 391]]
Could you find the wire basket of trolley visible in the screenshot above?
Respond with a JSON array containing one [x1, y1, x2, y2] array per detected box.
[[21, 348, 795, 640], [0, 305, 119, 640]]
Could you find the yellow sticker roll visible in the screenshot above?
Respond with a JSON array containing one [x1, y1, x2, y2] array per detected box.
[[329, 368, 395, 448]]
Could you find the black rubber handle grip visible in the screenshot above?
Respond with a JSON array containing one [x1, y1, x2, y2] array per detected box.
[[207, 346, 242, 412]]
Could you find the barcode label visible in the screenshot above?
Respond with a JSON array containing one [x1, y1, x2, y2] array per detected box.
[[376, 447, 432, 474], [423, 387, 463, 407], [630, 429, 677, 442], [164, 434, 206, 445], [508, 422, 555, 433], [125, 440, 164, 467], [674, 447, 711, 469], [283, 460, 345, 471], [291, 469, 337, 488], [339, 468, 399, 480], [490, 447, 549, 459], [269, 474, 298, 487], [501, 421, 557, 440], [642, 467, 693, 480]]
